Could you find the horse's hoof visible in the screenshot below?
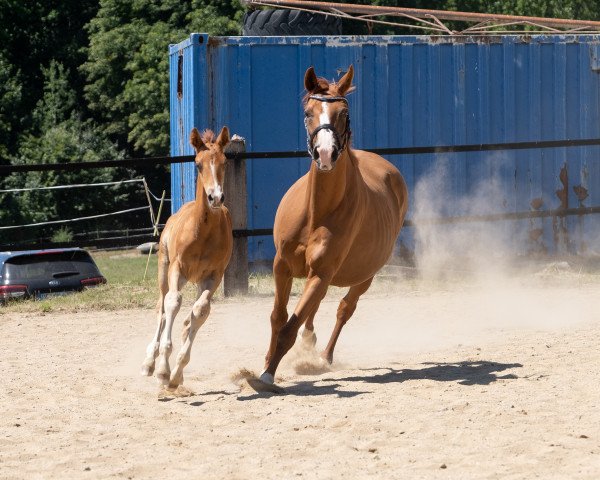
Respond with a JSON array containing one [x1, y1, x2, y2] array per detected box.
[[320, 352, 333, 366], [300, 329, 317, 349], [246, 377, 285, 394]]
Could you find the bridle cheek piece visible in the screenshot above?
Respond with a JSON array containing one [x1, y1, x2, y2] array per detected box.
[[305, 95, 351, 162]]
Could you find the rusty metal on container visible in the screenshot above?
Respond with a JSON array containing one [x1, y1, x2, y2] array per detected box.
[[244, 0, 600, 35]]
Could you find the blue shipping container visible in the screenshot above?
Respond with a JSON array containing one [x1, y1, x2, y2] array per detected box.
[[169, 34, 600, 263]]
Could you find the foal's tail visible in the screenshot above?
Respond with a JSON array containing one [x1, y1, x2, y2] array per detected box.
[[156, 230, 171, 316]]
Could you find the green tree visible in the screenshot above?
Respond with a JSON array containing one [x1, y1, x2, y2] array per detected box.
[[83, 0, 244, 157], [2, 61, 127, 245], [0, 53, 22, 162], [0, 1, 100, 157]]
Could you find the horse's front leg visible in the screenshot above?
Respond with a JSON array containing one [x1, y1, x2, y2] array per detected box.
[[260, 271, 331, 384], [265, 255, 293, 368]]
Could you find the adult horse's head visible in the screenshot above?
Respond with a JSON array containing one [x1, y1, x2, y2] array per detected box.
[[190, 126, 230, 209], [303, 65, 354, 171]]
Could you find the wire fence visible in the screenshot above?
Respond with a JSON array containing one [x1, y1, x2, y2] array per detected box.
[[3, 137, 600, 174], [1, 136, 600, 250]]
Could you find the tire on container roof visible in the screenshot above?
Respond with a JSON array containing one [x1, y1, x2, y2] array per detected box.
[[242, 9, 342, 36]]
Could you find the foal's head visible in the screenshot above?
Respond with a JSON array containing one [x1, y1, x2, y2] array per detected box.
[[190, 126, 230, 209], [303, 65, 354, 171]]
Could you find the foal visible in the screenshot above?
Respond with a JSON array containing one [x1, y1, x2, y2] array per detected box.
[[251, 65, 408, 392], [141, 126, 232, 388]]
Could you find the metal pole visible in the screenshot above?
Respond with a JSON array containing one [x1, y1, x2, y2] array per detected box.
[[144, 190, 166, 282]]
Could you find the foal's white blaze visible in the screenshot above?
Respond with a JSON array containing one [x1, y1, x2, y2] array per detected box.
[[208, 161, 223, 206], [315, 102, 335, 171]]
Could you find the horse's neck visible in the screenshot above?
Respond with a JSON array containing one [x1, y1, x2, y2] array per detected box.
[[307, 150, 352, 229]]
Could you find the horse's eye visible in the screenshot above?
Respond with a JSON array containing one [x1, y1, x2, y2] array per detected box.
[[304, 111, 311, 118]]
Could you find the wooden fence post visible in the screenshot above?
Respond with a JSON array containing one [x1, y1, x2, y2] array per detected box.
[[223, 135, 249, 296]]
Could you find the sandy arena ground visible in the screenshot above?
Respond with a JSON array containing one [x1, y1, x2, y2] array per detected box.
[[1, 275, 600, 479]]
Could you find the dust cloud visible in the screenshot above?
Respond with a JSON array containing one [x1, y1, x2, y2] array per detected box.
[[412, 155, 519, 283]]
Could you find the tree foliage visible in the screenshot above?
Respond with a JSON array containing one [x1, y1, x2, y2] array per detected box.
[[1, 61, 126, 244], [82, 0, 243, 156]]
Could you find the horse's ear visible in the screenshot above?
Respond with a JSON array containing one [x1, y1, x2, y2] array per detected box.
[[304, 66, 319, 93], [337, 65, 354, 96], [190, 128, 207, 153], [216, 125, 230, 149]]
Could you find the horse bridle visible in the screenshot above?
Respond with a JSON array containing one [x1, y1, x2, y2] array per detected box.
[[305, 95, 351, 161]]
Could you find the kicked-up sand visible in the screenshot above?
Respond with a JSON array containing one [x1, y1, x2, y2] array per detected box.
[[1, 270, 599, 479]]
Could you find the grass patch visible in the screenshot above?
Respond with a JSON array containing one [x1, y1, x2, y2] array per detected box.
[[4, 249, 599, 316]]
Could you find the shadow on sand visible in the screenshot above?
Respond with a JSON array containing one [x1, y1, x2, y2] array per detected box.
[[238, 360, 522, 399], [334, 360, 523, 387]]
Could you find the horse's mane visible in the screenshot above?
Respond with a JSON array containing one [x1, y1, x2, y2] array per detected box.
[[201, 129, 215, 144]]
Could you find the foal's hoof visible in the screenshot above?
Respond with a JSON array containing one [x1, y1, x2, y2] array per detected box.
[[155, 364, 171, 385], [140, 360, 155, 376], [246, 377, 285, 394], [168, 372, 183, 389]]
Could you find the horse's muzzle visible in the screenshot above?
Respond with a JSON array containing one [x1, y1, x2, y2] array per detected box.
[[313, 144, 339, 171]]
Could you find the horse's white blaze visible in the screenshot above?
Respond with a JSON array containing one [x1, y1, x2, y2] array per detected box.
[[316, 102, 335, 170]]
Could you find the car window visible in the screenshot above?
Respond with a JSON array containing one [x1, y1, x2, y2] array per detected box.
[[2, 251, 100, 281]]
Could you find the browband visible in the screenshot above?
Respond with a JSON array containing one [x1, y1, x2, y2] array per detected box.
[[308, 95, 349, 104]]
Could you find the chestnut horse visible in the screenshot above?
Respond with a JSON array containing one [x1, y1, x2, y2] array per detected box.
[[250, 65, 408, 392], [141, 126, 232, 389]]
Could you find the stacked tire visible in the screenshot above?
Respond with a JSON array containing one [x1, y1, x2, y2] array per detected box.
[[242, 9, 342, 36]]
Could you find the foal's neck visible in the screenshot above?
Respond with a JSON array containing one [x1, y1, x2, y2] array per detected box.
[[308, 149, 352, 229], [194, 174, 212, 219]]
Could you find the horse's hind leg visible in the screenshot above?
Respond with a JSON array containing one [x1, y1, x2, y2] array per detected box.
[[322, 277, 373, 365], [141, 246, 169, 376], [300, 311, 317, 349]]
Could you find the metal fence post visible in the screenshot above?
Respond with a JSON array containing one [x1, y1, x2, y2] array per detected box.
[[223, 136, 249, 296]]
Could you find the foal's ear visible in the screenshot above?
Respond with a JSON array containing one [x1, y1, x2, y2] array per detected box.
[[337, 65, 354, 96], [304, 66, 319, 93], [190, 127, 208, 153], [216, 125, 230, 149]]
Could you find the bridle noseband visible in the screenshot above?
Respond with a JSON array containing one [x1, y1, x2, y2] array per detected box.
[[305, 95, 351, 161]]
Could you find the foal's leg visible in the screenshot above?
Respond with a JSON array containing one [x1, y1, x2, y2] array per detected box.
[[141, 247, 169, 376], [155, 267, 186, 385], [265, 255, 293, 368], [169, 280, 216, 388], [260, 271, 331, 384], [321, 277, 373, 365]]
